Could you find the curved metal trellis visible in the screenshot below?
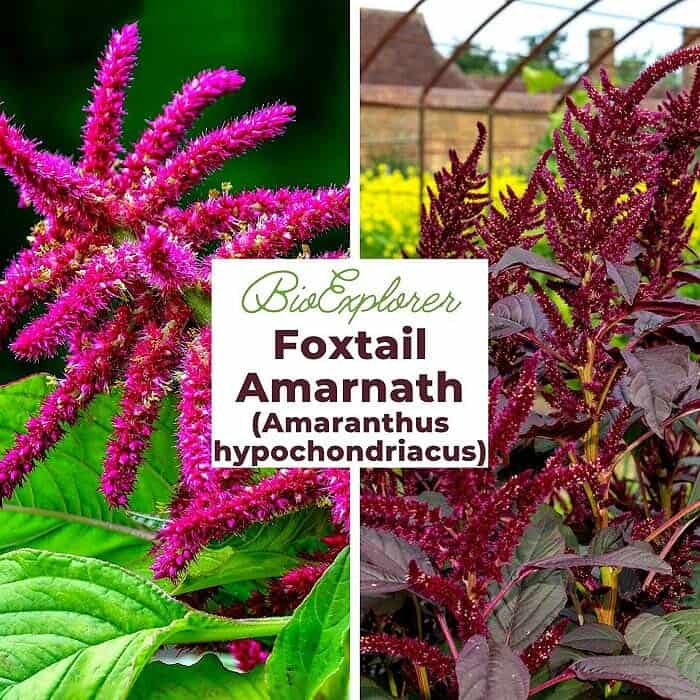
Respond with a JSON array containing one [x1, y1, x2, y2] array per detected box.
[[553, 0, 689, 110], [488, 0, 603, 107]]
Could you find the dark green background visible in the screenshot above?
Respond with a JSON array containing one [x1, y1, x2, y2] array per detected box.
[[0, 0, 349, 381]]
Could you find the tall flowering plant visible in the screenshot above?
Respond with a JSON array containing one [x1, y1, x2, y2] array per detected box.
[[0, 23, 349, 698], [361, 48, 700, 699]]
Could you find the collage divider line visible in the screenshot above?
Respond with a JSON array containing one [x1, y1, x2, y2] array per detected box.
[[349, 1, 360, 698]]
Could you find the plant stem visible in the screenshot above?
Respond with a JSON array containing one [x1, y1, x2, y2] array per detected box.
[[605, 680, 623, 697], [581, 337, 618, 623], [410, 594, 430, 700], [529, 670, 576, 696], [570, 584, 584, 626], [415, 665, 431, 700], [483, 571, 527, 619], [643, 516, 697, 591], [387, 669, 399, 697], [169, 613, 289, 643], [436, 612, 459, 660], [598, 566, 618, 626], [645, 499, 700, 542], [411, 593, 423, 640]]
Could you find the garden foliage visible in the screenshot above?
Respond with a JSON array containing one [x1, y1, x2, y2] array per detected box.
[[361, 48, 700, 699]]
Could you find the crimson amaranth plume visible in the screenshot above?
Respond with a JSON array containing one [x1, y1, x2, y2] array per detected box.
[[362, 47, 700, 699]]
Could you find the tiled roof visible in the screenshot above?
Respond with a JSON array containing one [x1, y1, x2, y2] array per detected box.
[[361, 8, 468, 89]]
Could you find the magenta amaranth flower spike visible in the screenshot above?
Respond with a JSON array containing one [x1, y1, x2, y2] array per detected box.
[[177, 326, 215, 493], [360, 634, 455, 687], [101, 307, 187, 506], [0, 306, 133, 498], [123, 103, 296, 224], [115, 67, 245, 191], [217, 186, 350, 258], [163, 186, 347, 247], [0, 23, 349, 511], [152, 468, 348, 579], [10, 245, 142, 361], [80, 23, 140, 176], [0, 115, 107, 223], [137, 226, 198, 293], [321, 468, 350, 532]]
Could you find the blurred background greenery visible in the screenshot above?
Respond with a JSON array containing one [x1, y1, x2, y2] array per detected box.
[[0, 0, 349, 381]]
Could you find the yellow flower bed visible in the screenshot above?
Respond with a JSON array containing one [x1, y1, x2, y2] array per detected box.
[[360, 165, 528, 258], [361, 164, 700, 260]]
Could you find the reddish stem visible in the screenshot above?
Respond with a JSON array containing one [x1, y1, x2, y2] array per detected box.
[[483, 570, 529, 619], [644, 499, 700, 543], [529, 670, 576, 696], [436, 612, 459, 660], [643, 517, 696, 591]]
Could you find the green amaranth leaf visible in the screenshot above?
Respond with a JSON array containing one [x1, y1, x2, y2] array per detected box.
[[130, 657, 269, 699], [0, 375, 178, 578], [174, 508, 331, 594], [488, 507, 567, 651], [266, 547, 349, 700], [0, 549, 287, 700], [626, 610, 700, 686]]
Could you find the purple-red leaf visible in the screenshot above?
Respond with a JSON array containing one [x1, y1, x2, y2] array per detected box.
[[672, 323, 700, 344], [605, 260, 641, 305], [674, 267, 700, 284], [488, 508, 567, 651], [522, 542, 672, 576], [456, 635, 530, 700], [489, 294, 549, 338], [559, 623, 625, 655], [360, 526, 433, 595], [570, 655, 700, 699], [636, 297, 700, 319], [633, 311, 681, 337], [490, 246, 578, 282], [622, 345, 696, 436]]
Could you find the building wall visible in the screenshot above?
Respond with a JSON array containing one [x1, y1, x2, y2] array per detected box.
[[360, 103, 551, 174]]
